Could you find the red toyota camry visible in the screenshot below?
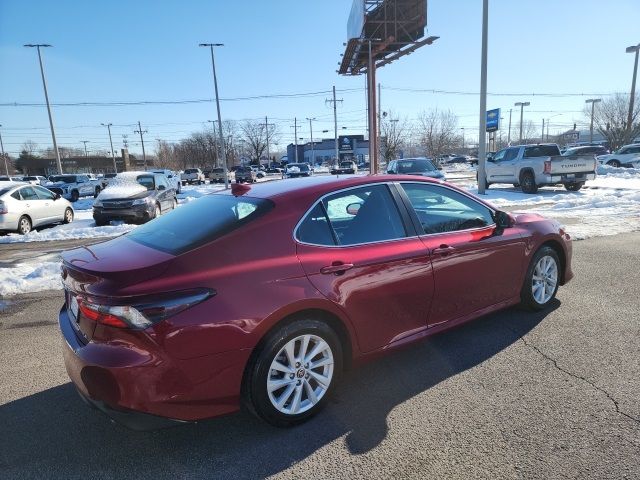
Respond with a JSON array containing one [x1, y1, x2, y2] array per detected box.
[[59, 175, 573, 429]]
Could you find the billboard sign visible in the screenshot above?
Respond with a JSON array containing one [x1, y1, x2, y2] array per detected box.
[[339, 136, 354, 152], [486, 108, 500, 132], [347, 0, 365, 41]]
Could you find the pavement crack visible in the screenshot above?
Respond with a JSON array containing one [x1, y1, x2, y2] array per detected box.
[[518, 335, 640, 425]]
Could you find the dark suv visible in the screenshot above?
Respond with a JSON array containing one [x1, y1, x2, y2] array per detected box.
[[93, 172, 177, 226], [235, 166, 256, 183]]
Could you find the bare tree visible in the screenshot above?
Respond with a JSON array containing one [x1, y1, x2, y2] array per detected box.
[[239, 120, 280, 164], [417, 109, 458, 163], [380, 111, 408, 162], [21, 140, 38, 156], [583, 93, 640, 150], [521, 120, 540, 144]]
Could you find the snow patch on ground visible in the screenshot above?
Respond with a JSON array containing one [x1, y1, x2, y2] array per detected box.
[[0, 261, 62, 296], [0, 219, 135, 243]]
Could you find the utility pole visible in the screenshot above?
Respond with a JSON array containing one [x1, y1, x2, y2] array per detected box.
[[0, 124, 8, 175], [326, 86, 343, 165], [294, 117, 299, 162], [134, 121, 148, 170], [199, 43, 229, 189], [625, 43, 639, 144], [461, 127, 465, 150], [24, 44, 62, 174], [507, 108, 512, 145], [378, 82, 382, 163], [585, 98, 602, 144], [477, 0, 489, 194], [306, 117, 316, 165], [101, 123, 117, 172], [541, 119, 545, 143], [263, 116, 275, 166], [515, 101, 530, 143], [81, 140, 89, 157]]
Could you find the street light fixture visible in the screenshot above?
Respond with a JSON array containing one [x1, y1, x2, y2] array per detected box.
[[545, 113, 562, 142], [625, 43, 639, 144], [24, 44, 62, 174], [199, 43, 229, 189], [585, 99, 602, 144], [514, 101, 531, 143]]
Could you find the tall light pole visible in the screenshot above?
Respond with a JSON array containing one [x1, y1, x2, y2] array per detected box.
[[263, 116, 275, 166], [585, 99, 602, 144], [546, 113, 562, 142], [477, 0, 489, 194], [24, 44, 62, 174], [80, 140, 89, 157], [199, 43, 229, 189], [625, 43, 640, 144], [207, 120, 219, 167], [460, 127, 465, 150], [0, 124, 8, 175], [101, 123, 117, 173], [134, 121, 148, 170], [515, 101, 530, 143], [507, 108, 512, 145], [306, 117, 316, 165]]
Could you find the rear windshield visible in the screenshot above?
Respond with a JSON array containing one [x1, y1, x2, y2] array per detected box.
[[185, 169, 199, 174], [127, 194, 273, 255], [212, 168, 224, 173], [396, 159, 436, 173], [524, 145, 560, 158], [49, 175, 77, 183], [0, 187, 13, 196]]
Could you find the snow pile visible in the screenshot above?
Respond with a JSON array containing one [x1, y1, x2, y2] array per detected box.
[[97, 172, 149, 200], [0, 261, 62, 296], [0, 219, 135, 243]]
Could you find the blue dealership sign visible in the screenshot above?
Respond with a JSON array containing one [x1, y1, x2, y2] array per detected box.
[[486, 108, 500, 132]]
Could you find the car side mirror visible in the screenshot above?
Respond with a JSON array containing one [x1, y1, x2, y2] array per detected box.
[[54, 193, 61, 200], [494, 210, 511, 228], [346, 202, 361, 216]]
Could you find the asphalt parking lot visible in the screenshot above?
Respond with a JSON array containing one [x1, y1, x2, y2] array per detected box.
[[0, 233, 638, 479]]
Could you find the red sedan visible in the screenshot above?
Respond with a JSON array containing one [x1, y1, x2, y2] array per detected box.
[[59, 175, 573, 429]]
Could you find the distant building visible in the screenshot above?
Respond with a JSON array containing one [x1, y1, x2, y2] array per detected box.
[[287, 135, 370, 165], [15, 149, 153, 176]]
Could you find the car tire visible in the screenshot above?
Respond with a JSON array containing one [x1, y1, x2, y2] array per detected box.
[[94, 186, 101, 198], [63, 208, 74, 224], [565, 182, 584, 192], [154, 203, 161, 218], [94, 218, 108, 227], [520, 172, 538, 194], [172, 198, 177, 210], [244, 318, 342, 427], [607, 159, 621, 168], [17, 215, 32, 235], [476, 172, 491, 189], [512, 183, 520, 188], [70, 190, 80, 202], [520, 246, 560, 311]]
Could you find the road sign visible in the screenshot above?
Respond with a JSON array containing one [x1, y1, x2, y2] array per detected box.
[[486, 108, 500, 132], [564, 132, 580, 141]]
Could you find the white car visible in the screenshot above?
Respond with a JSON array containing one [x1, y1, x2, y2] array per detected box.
[[0, 182, 74, 234], [151, 169, 182, 193], [44, 174, 102, 201], [22, 175, 48, 185], [596, 144, 640, 168]]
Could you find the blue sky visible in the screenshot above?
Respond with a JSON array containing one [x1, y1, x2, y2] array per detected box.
[[1, 0, 639, 156]]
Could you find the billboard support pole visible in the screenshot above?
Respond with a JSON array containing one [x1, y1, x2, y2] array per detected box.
[[367, 40, 378, 174]]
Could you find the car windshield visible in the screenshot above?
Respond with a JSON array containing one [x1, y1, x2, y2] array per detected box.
[[288, 164, 309, 171], [185, 169, 198, 174], [137, 175, 155, 190], [49, 175, 77, 183], [24, 176, 38, 181], [340, 162, 353, 168], [396, 159, 436, 173], [0, 187, 14, 196], [127, 194, 273, 255], [212, 168, 224, 173]]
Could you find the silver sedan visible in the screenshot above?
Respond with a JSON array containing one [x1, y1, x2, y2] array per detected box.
[[0, 182, 74, 234]]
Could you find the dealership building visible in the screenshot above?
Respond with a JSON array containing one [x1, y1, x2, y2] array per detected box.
[[287, 135, 369, 165]]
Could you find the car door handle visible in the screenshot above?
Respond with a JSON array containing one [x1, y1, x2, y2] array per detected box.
[[432, 244, 455, 256], [320, 262, 354, 275]]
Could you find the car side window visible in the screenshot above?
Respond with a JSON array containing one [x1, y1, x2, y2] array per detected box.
[[11, 190, 22, 200], [504, 147, 520, 162], [491, 149, 506, 162], [155, 175, 169, 189], [296, 203, 336, 246], [400, 183, 494, 235], [19, 186, 39, 201], [322, 184, 406, 246], [34, 186, 56, 200]]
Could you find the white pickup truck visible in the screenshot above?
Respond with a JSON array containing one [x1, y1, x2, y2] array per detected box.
[[481, 144, 597, 193], [44, 174, 102, 202], [180, 168, 205, 185]]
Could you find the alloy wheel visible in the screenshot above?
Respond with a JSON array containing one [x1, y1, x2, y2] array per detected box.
[[267, 334, 334, 415], [531, 255, 558, 304]]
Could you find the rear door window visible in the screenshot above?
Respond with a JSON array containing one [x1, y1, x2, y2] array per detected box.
[[34, 186, 56, 200], [19, 187, 39, 200]]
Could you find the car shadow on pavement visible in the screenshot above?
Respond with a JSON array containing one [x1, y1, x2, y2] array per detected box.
[[0, 301, 558, 479]]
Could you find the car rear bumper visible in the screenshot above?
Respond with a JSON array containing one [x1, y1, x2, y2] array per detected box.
[[59, 305, 249, 428], [0, 213, 19, 231], [545, 173, 596, 183], [93, 204, 152, 223]]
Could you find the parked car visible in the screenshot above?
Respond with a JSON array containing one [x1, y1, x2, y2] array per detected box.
[[21, 175, 48, 185], [481, 143, 597, 193], [59, 175, 573, 430], [596, 144, 640, 168], [151, 169, 182, 193], [265, 167, 283, 175], [386, 158, 446, 180], [181, 168, 205, 185], [330, 161, 358, 175], [562, 145, 609, 157], [235, 166, 257, 183], [0, 183, 74, 234], [44, 174, 102, 201], [284, 163, 312, 178], [100, 173, 118, 189], [251, 166, 266, 179], [0, 175, 25, 182], [208, 167, 235, 184], [92, 171, 177, 226]]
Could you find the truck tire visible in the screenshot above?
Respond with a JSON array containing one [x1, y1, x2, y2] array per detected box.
[[520, 172, 538, 194], [565, 182, 584, 192], [70, 190, 80, 202], [94, 186, 101, 198], [607, 159, 621, 168]]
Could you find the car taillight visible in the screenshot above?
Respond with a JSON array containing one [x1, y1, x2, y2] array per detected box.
[[78, 289, 214, 329], [0, 201, 7, 214], [543, 160, 552, 174]]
